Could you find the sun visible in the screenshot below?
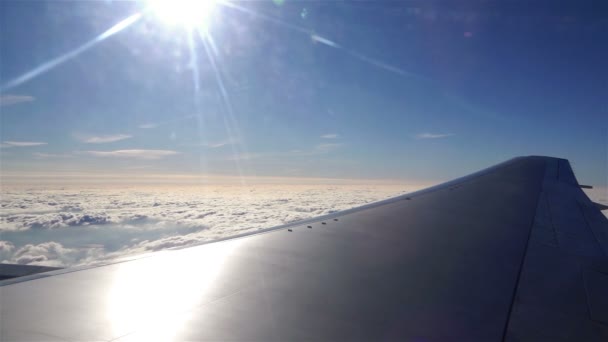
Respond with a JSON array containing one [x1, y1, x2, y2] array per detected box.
[[147, 0, 217, 28]]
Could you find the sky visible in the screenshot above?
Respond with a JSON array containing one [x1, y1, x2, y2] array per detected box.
[[1, 1, 607, 185]]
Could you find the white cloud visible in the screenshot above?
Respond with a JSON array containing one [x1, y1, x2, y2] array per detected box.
[[204, 139, 238, 148], [10, 242, 70, 266], [84, 149, 180, 160], [228, 143, 343, 161], [226, 152, 264, 161], [0, 241, 15, 258], [33, 152, 73, 158], [414, 133, 454, 139], [314, 143, 344, 152], [138, 123, 159, 129], [2, 141, 48, 147], [0, 95, 34, 107], [2, 242, 101, 267], [207, 142, 229, 148], [137, 115, 196, 129], [0, 184, 417, 266], [79, 134, 132, 144], [184, 138, 239, 148], [321, 133, 339, 139]]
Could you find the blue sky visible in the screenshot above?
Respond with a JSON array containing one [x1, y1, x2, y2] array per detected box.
[[1, 1, 606, 184]]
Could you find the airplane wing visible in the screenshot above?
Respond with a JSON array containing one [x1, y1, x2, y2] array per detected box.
[[1, 156, 607, 341]]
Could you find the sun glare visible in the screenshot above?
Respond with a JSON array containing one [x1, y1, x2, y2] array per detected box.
[[148, 0, 217, 28]]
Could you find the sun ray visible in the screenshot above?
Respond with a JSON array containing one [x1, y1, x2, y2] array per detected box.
[[217, 1, 426, 81], [1, 13, 142, 92], [186, 29, 210, 181], [218, 0, 310, 35], [197, 28, 248, 185]]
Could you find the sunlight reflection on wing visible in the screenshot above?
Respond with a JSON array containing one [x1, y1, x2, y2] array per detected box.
[[106, 241, 240, 341], [0, 13, 142, 92]]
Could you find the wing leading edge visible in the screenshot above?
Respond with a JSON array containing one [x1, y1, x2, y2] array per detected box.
[[1, 156, 607, 341]]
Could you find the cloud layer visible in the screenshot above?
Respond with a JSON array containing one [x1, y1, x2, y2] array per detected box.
[[0, 184, 412, 267]]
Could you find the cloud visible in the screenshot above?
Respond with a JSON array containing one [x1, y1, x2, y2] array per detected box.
[[138, 123, 159, 129], [133, 235, 206, 252], [0, 183, 417, 266], [226, 152, 264, 161], [2, 141, 48, 147], [414, 133, 454, 139], [78, 134, 132, 144], [204, 139, 238, 148], [2, 241, 101, 267], [33, 152, 73, 158], [314, 143, 344, 153], [11, 212, 111, 230], [137, 115, 196, 129], [206, 142, 230, 148], [321, 133, 339, 139], [0, 241, 15, 257], [184, 138, 239, 148], [84, 149, 180, 160], [12, 243, 69, 265], [0, 95, 34, 107], [228, 143, 343, 161]]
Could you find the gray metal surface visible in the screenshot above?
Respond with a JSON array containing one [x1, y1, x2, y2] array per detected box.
[[504, 158, 608, 341], [0, 264, 61, 281], [1, 156, 607, 341]]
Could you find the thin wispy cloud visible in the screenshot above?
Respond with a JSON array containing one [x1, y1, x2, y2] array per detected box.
[[229, 143, 344, 161], [226, 152, 264, 161], [84, 149, 179, 160], [194, 138, 239, 148], [137, 115, 196, 129], [206, 142, 230, 148], [204, 139, 238, 148], [78, 134, 132, 144], [2, 141, 48, 147], [314, 143, 344, 152], [33, 152, 73, 159], [138, 123, 159, 129], [415, 133, 454, 139], [321, 133, 339, 139], [288, 143, 345, 156], [0, 95, 34, 107]]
